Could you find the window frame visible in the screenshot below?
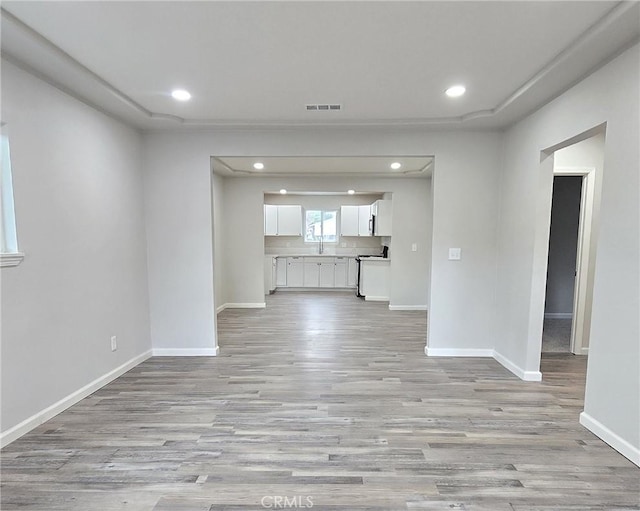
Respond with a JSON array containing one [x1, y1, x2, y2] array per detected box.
[[1, 123, 24, 268], [304, 209, 339, 244]]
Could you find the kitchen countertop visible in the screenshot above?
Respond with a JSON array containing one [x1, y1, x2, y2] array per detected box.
[[267, 254, 360, 258], [266, 254, 390, 261]]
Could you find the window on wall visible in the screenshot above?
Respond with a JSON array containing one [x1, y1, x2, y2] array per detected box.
[[305, 210, 337, 243], [1, 124, 23, 267]]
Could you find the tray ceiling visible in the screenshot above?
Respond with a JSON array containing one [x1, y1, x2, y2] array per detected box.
[[1, 1, 639, 130], [211, 156, 434, 178]]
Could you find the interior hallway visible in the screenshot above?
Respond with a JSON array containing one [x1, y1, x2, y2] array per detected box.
[[542, 318, 572, 353], [1, 292, 637, 510]]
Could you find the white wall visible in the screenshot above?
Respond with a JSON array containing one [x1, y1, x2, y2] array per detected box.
[[142, 135, 217, 355], [143, 129, 501, 354], [0, 60, 151, 439], [427, 135, 502, 353], [496, 44, 639, 463]]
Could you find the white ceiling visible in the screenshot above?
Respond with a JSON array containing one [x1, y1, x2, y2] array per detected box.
[[2, 1, 639, 131]]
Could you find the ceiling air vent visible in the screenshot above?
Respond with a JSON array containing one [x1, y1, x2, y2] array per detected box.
[[306, 104, 342, 111]]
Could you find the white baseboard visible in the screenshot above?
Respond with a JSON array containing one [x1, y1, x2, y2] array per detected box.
[[544, 313, 573, 319], [217, 302, 265, 314], [221, 302, 266, 309], [493, 350, 542, 381], [580, 411, 640, 467], [0, 349, 153, 448], [424, 347, 494, 357], [364, 296, 389, 302], [389, 305, 428, 311], [152, 347, 219, 356], [424, 347, 542, 382]]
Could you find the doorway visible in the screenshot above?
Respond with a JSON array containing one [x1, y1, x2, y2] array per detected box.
[[542, 175, 584, 354], [540, 131, 604, 358]]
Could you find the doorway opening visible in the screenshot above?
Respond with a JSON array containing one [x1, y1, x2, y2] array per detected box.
[[542, 174, 588, 354], [540, 130, 604, 361]]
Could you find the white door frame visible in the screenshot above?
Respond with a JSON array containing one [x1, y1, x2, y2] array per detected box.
[[552, 166, 595, 355]]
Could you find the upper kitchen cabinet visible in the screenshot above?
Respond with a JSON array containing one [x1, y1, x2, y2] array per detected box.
[[340, 205, 359, 236], [264, 205, 303, 236], [340, 205, 372, 237], [371, 200, 392, 236], [264, 205, 278, 235], [277, 205, 303, 235]]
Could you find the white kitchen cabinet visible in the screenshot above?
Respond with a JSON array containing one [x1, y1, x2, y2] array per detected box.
[[371, 199, 392, 236], [302, 257, 336, 287], [319, 261, 335, 288], [334, 257, 348, 287], [264, 256, 277, 294], [276, 257, 287, 287], [360, 258, 390, 301], [303, 260, 320, 287], [347, 257, 358, 287], [272, 255, 355, 289], [358, 204, 372, 236], [340, 205, 371, 237], [277, 205, 303, 235], [287, 257, 304, 287], [340, 206, 360, 236], [264, 205, 303, 236], [264, 205, 278, 235]]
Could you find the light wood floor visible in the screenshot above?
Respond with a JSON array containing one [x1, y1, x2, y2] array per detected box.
[[2, 292, 638, 510]]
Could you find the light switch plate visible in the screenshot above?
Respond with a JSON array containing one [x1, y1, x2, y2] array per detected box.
[[449, 248, 461, 260], [411, 243, 417, 252]]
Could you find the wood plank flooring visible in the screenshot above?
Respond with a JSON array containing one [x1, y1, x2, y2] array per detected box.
[[2, 292, 638, 510]]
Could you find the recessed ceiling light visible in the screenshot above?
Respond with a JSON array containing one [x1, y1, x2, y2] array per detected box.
[[171, 89, 191, 101], [279, 189, 287, 195], [253, 162, 265, 170], [347, 189, 355, 195], [390, 162, 402, 170], [445, 85, 466, 98]]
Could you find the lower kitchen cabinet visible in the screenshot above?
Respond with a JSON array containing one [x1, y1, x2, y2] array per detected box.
[[360, 258, 390, 301], [276, 257, 287, 286], [287, 257, 304, 287], [264, 256, 277, 294], [319, 262, 335, 287], [303, 260, 320, 287], [334, 257, 348, 287], [269, 255, 357, 289], [303, 258, 335, 287]]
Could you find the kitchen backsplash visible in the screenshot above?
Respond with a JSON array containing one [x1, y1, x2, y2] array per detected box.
[[265, 236, 386, 256]]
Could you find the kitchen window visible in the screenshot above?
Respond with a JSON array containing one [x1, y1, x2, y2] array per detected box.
[[305, 210, 337, 243]]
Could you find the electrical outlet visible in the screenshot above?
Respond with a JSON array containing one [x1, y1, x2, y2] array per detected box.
[[110, 336, 117, 352]]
